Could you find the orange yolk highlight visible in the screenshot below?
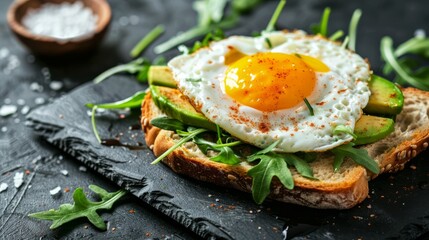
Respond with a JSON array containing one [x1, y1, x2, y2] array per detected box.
[[224, 52, 329, 112]]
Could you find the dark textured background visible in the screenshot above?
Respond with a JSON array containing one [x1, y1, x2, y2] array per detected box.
[[1, 0, 429, 239]]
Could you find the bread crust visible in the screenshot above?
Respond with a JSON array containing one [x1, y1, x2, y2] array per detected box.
[[141, 88, 429, 209]]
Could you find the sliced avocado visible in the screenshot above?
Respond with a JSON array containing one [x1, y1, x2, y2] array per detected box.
[[150, 85, 217, 131], [148, 66, 177, 88], [364, 75, 404, 116], [353, 115, 394, 145]]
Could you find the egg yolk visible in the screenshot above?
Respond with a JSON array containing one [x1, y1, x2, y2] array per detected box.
[[224, 52, 329, 112]]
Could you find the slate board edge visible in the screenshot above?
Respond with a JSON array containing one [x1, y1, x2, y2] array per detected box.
[[26, 117, 236, 240]]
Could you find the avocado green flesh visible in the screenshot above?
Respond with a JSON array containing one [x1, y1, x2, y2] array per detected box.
[[148, 67, 399, 145], [363, 75, 404, 116], [149, 66, 177, 88], [150, 85, 217, 131], [353, 115, 395, 145]]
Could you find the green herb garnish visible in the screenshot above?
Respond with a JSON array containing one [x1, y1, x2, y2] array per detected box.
[[311, 7, 344, 41], [380, 36, 429, 90], [333, 125, 357, 140], [130, 25, 165, 58], [232, 0, 262, 13], [150, 117, 186, 131], [265, 38, 273, 48], [265, 0, 286, 32], [246, 140, 316, 203], [29, 185, 126, 230], [311, 7, 331, 37], [86, 91, 146, 143], [151, 127, 208, 164], [190, 28, 226, 53], [93, 58, 148, 84], [347, 9, 362, 51], [303, 98, 314, 116], [247, 141, 293, 204], [330, 143, 379, 174]]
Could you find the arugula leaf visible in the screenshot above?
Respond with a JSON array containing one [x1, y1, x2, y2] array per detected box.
[[154, 13, 237, 54], [90, 106, 101, 143], [85, 91, 146, 143], [151, 128, 208, 164], [265, 0, 286, 32], [150, 117, 186, 131], [85, 91, 146, 109], [284, 153, 317, 180], [248, 140, 281, 160], [381, 36, 429, 90], [130, 25, 165, 58], [329, 30, 344, 41], [333, 125, 357, 140], [193, 0, 228, 26], [247, 153, 294, 204], [193, 135, 241, 165], [311, 7, 331, 37], [29, 185, 126, 230], [211, 146, 241, 165], [190, 29, 225, 53], [232, 0, 262, 13], [347, 9, 362, 51], [330, 143, 379, 174], [93, 58, 148, 84]]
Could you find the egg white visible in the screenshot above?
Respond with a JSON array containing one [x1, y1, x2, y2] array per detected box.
[[168, 30, 371, 152]]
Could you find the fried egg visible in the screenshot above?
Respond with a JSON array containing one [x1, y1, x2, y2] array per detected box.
[[168, 30, 371, 152]]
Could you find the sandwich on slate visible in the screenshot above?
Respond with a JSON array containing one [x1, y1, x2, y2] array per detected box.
[[141, 30, 429, 209]]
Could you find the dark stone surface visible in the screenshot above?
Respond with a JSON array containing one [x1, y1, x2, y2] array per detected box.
[[1, 0, 429, 239]]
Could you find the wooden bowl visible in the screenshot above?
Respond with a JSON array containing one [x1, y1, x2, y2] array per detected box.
[[7, 0, 111, 57]]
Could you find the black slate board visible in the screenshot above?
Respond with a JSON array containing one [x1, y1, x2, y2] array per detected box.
[[25, 0, 429, 239], [27, 77, 429, 239]]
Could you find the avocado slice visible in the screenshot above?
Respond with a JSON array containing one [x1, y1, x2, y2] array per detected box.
[[353, 115, 394, 145], [149, 66, 177, 88], [363, 75, 404, 116], [148, 67, 397, 145], [150, 85, 217, 131]]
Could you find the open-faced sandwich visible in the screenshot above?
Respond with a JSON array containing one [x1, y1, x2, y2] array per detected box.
[[141, 29, 429, 209]]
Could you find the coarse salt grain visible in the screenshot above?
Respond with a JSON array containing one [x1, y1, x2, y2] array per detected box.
[[22, 2, 98, 40], [50, 186, 62, 196], [0, 105, 18, 117], [0, 183, 8, 193], [14, 172, 24, 188]]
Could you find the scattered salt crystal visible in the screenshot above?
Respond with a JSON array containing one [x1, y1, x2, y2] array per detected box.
[[0, 183, 8, 193], [4, 98, 11, 104], [14, 118, 20, 124], [0, 105, 18, 117], [3, 55, 20, 74], [17, 99, 25, 105], [35, 97, 46, 105], [14, 172, 24, 188], [59, 155, 64, 160], [30, 82, 44, 92], [1, 127, 7, 132], [119, 16, 129, 26], [60, 170, 69, 176], [79, 166, 87, 172], [50, 186, 61, 196], [49, 81, 63, 91], [129, 15, 140, 25], [0, 48, 9, 59], [21, 106, 30, 115], [22, 2, 98, 40]]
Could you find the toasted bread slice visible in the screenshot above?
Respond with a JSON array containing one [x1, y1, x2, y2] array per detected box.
[[141, 88, 429, 209]]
